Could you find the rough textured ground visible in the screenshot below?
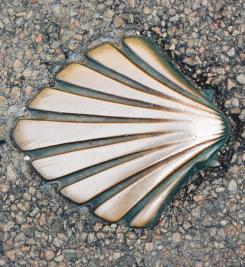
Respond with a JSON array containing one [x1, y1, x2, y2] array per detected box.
[[0, 0, 244, 266]]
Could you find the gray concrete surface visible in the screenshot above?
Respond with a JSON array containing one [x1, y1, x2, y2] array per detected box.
[[0, 0, 244, 266]]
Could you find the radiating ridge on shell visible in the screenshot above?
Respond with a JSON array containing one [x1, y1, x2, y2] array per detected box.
[[12, 36, 229, 228]]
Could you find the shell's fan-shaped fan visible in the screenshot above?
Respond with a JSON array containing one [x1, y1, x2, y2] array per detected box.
[[13, 36, 230, 228]]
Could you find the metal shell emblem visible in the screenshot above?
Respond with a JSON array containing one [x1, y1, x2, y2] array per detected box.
[[12, 36, 230, 228]]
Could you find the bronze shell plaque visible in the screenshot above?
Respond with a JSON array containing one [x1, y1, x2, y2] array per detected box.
[[12, 36, 230, 228]]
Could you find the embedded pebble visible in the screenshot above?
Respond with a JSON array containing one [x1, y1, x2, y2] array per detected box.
[[237, 74, 245, 85], [113, 16, 124, 28], [228, 180, 238, 194]]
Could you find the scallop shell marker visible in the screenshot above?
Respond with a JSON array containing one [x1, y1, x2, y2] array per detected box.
[[13, 36, 230, 228]]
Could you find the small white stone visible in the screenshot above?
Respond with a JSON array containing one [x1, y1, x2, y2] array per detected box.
[[215, 187, 225, 193], [24, 156, 30, 161], [145, 242, 154, 251], [226, 47, 235, 57], [172, 232, 181, 243], [228, 180, 238, 194], [237, 74, 245, 85], [3, 221, 14, 231]]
